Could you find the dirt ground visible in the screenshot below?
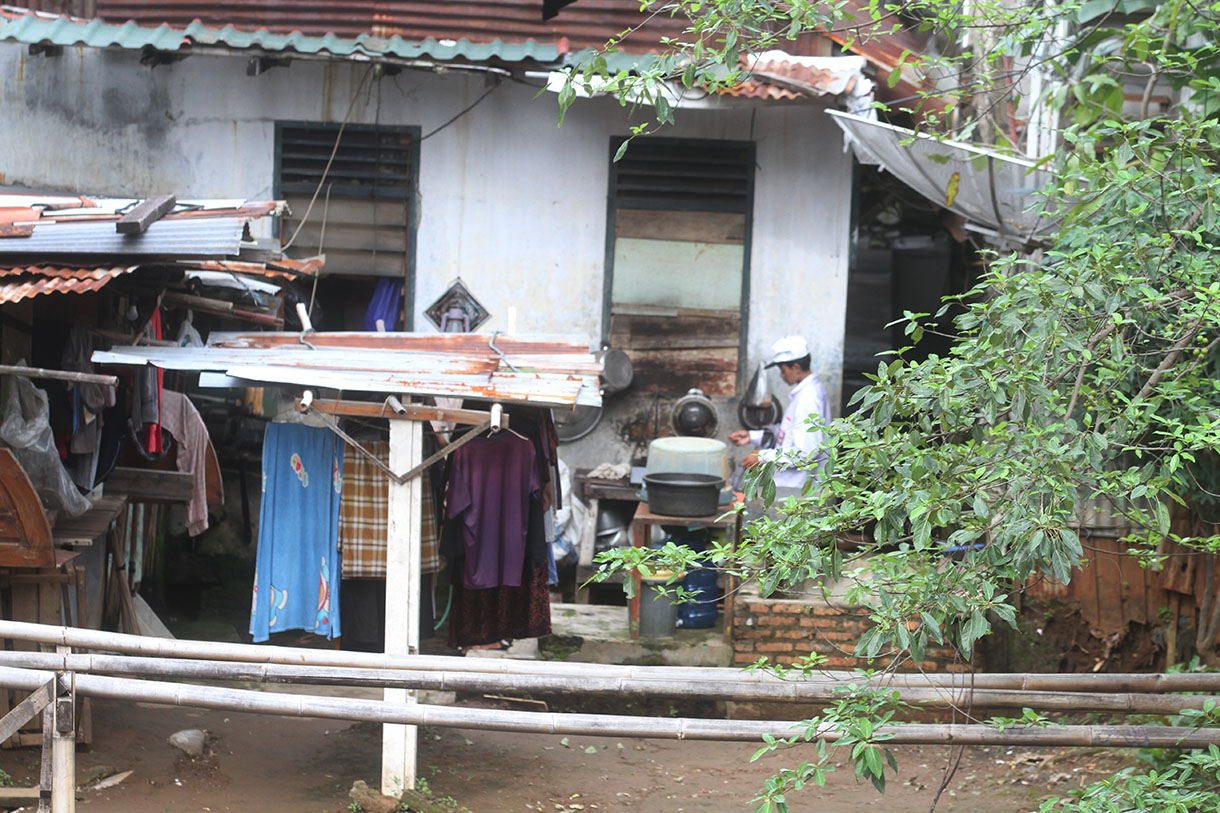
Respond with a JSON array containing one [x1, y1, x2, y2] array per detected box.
[[0, 691, 1135, 813]]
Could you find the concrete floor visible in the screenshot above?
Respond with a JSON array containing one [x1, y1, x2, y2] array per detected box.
[[467, 602, 734, 667]]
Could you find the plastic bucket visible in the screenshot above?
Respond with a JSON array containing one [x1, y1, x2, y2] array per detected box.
[[638, 576, 680, 637]]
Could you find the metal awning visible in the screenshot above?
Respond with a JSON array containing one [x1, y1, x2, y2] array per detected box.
[[92, 332, 603, 408], [828, 110, 1061, 242]]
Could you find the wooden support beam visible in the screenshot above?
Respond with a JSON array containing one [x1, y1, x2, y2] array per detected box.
[[383, 418, 423, 797], [116, 195, 176, 235], [295, 397, 496, 426], [0, 680, 52, 745], [104, 469, 193, 503]]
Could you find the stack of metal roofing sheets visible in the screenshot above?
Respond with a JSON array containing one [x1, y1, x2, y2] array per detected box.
[[93, 332, 603, 408]]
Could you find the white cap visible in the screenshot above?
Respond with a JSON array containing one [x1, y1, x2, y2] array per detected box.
[[766, 335, 809, 368]]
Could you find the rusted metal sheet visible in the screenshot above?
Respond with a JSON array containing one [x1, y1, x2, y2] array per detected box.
[[194, 258, 322, 279], [91, 333, 603, 408], [726, 54, 868, 101], [0, 266, 135, 304]]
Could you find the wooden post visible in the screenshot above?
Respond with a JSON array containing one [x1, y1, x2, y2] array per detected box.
[[382, 416, 422, 797]]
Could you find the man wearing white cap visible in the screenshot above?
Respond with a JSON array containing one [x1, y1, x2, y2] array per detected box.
[[729, 335, 831, 491]]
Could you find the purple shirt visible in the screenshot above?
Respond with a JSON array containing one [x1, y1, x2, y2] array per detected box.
[[446, 432, 541, 589]]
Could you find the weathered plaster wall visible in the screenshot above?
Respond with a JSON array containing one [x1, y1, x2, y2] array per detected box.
[[1, 45, 852, 467]]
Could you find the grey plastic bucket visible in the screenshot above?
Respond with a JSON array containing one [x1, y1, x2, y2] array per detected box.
[[638, 577, 680, 637]]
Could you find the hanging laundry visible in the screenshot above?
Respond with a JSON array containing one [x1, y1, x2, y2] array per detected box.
[[446, 431, 541, 590], [362, 278, 402, 332], [160, 390, 217, 537], [447, 563, 552, 650], [250, 422, 344, 642], [338, 440, 442, 578]]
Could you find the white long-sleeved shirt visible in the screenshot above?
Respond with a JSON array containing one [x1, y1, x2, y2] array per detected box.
[[747, 373, 831, 489]]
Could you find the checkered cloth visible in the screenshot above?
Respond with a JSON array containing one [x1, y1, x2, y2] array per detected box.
[[338, 440, 442, 578]]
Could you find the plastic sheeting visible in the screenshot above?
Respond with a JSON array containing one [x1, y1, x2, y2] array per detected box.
[[827, 110, 1061, 242], [0, 373, 92, 517]]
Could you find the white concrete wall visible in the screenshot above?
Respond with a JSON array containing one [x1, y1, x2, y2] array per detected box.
[[1, 45, 852, 431]]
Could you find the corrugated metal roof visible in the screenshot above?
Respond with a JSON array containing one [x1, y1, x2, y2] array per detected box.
[[723, 53, 873, 103], [0, 6, 563, 64], [0, 265, 135, 303], [92, 0, 685, 53], [0, 217, 246, 258], [92, 332, 603, 407]]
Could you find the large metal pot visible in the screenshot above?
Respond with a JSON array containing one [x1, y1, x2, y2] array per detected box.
[[643, 473, 723, 518]]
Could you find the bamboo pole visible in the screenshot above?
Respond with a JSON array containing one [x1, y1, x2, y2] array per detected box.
[[6, 620, 1220, 694], [0, 365, 118, 387], [0, 651, 1214, 716], [0, 666, 1213, 749]]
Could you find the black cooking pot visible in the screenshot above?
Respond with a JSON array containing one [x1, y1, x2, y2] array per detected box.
[[644, 473, 724, 518]]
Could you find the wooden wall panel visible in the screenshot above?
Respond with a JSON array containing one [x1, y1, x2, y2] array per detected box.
[[615, 209, 746, 245]]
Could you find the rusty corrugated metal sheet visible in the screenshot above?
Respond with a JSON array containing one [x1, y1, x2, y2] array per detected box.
[[720, 53, 870, 102], [92, 332, 603, 407], [0, 266, 135, 303], [94, 0, 687, 53]]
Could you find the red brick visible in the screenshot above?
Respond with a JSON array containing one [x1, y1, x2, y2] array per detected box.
[[798, 618, 819, 627], [734, 640, 754, 652], [756, 642, 795, 653], [815, 630, 855, 642], [747, 602, 770, 614], [734, 652, 761, 664], [813, 605, 846, 617], [776, 629, 814, 640], [772, 604, 805, 614]]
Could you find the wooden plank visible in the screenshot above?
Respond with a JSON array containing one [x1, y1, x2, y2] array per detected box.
[[1119, 543, 1149, 625], [10, 584, 38, 652], [0, 681, 52, 745], [610, 312, 740, 353], [116, 194, 176, 234], [51, 495, 127, 547], [297, 398, 494, 425], [382, 418, 422, 796], [104, 468, 193, 503], [627, 347, 739, 396], [615, 209, 746, 245], [1095, 538, 1126, 635], [106, 528, 139, 635]]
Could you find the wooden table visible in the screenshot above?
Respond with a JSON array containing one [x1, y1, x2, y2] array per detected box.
[[572, 474, 641, 604], [629, 501, 742, 641]]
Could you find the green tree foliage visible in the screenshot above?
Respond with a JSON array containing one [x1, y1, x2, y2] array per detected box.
[[577, 0, 1220, 807]]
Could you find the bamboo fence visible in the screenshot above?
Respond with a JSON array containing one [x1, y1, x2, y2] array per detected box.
[[5, 620, 1220, 693], [0, 665, 1213, 749], [0, 650, 1214, 716]]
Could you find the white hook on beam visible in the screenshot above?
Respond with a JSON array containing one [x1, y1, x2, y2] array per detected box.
[[490, 403, 503, 432], [299, 389, 314, 411]]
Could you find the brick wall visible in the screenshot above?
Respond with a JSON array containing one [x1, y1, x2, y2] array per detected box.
[[732, 594, 971, 672]]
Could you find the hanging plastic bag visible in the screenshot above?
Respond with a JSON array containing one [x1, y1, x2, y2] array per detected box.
[[0, 372, 92, 517]]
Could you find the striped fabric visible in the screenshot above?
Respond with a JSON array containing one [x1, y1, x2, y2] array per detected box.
[[338, 440, 441, 578]]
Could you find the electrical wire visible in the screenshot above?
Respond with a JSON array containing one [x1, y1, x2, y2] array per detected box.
[[420, 81, 501, 142], [282, 64, 375, 252]]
